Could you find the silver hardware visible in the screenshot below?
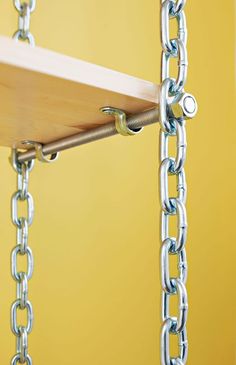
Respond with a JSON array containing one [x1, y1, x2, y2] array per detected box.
[[13, 0, 36, 46], [14, 0, 36, 13], [22, 140, 59, 163], [169, 93, 198, 120], [11, 150, 34, 174], [159, 78, 176, 133], [160, 0, 197, 363], [161, 199, 187, 253], [161, 39, 188, 95], [161, 2, 187, 56], [17, 217, 29, 254], [100, 106, 143, 136], [161, 319, 188, 365], [11, 245, 34, 281], [11, 354, 32, 365], [10, 149, 34, 365], [162, 278, 188, 333], [161, 238, 187, 294], [17, 326, 28, 363], [11, 300, 34, 336], [172, 0, 186, 14], [160, 159, 187, 214], [11, 0, 36, 353], [12, 191, 34, 227], [17, 272, 28, 309]]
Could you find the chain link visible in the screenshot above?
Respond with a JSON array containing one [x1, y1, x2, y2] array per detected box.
[[13, 0, 36, 46], [10, 149, 35, 365], [159, 0, 192, 364]]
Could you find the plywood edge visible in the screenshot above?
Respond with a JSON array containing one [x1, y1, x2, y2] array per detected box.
[[0, 36, 159, 105]]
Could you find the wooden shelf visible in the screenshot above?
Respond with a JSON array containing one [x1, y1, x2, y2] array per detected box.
[[0, 36, 159, 148]]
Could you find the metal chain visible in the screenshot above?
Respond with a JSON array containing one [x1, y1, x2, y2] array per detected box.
[[159, 1, 197, 364], [10, 150, 35, 365], [13, 0, 36, 46]]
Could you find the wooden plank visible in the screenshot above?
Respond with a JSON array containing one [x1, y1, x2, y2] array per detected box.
[[0, 36, 159, 148]]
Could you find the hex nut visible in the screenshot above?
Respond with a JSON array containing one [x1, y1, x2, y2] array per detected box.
[[169, 93, 198, 120]]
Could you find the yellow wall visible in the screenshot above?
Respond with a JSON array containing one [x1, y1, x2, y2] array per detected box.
[[0, 1, 235, 364]]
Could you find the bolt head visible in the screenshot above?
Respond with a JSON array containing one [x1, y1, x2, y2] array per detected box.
[[169, 92, 198, 120]]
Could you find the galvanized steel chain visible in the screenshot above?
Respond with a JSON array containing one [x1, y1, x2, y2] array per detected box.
[[13, 0, 36, 46], [159, 1, 197, 364], [10, 150, 35, 365]]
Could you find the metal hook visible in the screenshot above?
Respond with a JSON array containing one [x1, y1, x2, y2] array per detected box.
[[21, 141, 59, 163], [100, 106, 143, 136]]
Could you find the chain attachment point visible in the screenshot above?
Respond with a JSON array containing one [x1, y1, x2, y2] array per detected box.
[[21, 140, 59, 163], [169, 92, 198, 120]]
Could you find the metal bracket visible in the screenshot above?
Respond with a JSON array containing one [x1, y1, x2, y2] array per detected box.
[[21, 141, 59, 163], [100, 106, 143, 136]]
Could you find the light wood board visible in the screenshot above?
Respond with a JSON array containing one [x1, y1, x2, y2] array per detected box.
[[0, 36, 159, 148]]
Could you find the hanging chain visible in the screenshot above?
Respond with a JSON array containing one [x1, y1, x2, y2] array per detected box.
[[159, 0, 197, 364], [11, 1, 36, 361], [13, 0, 36, 46], [10, 150, 35, 365]]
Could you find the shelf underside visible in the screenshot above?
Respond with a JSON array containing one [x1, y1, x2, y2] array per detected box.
[[0, 36, 159, 149]]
